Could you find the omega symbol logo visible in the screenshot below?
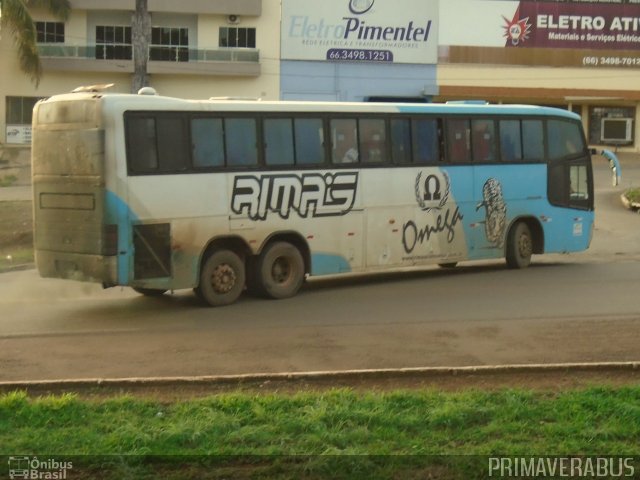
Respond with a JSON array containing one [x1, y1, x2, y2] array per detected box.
[[415, 171, 450, 211]]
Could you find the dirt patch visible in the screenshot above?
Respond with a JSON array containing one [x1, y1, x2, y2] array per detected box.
[[3, 367, 639, 401], [0, 200, 33, 270]]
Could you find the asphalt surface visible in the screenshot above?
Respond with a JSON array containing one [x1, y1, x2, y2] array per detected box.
[[0, 153, 638, 384]]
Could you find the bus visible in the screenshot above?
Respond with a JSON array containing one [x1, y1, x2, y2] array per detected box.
[[32, 87, 594, 306]]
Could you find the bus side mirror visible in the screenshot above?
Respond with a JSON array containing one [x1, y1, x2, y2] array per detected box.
[[599, 149, 622, 187]]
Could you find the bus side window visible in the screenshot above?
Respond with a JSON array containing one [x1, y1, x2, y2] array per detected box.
[[413, 118, 439, 164], [471, 119, 496, 163], [331, 118, 359, 164], [359, 118, 386, 163], [191, 118, 224, 168], [446, 119, 471, 163], [294, 118, 326, 165], [522, 120, 544, 161], [391, 118, 411, 164], [127, 116, 159, 173], [264, 118, 294, 166], [225, 118, 258, 167], [156, 116, 188, 172], [499, 119, 522, 162], [570, 164, 589, 201]]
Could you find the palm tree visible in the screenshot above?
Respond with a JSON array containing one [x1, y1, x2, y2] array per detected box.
[[0, 0, 71, 87]]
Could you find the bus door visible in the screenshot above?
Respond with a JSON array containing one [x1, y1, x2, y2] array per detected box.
[[443, 118, 493, 259], [363, 170, 416, 268]]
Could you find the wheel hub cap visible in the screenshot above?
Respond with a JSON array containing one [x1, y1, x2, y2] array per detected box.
[[212, 264, 236, 294]]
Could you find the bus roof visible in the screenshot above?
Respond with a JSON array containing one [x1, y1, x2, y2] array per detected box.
[[40, 91, 581, 121]]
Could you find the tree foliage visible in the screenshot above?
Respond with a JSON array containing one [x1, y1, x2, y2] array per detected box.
[[0, 0, 71, 86]]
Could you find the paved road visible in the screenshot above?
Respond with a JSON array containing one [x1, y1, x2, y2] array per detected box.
[[0, 185, 30, 202], [0, 155, 638, 382]]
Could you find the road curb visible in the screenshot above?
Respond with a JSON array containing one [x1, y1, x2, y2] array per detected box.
[[621, 193, 640, 212], [1, 361, 639, 392]]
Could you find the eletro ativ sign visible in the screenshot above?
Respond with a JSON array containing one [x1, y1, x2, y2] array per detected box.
[[504, 1, 640, 50], [441, 0, 640, 68]]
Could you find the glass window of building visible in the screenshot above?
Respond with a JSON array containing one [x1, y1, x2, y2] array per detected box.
[[36, 22, 65, 43], [150, 27, 189, 62], [96, 26, 132, 60], [219, 27, 256, 48]]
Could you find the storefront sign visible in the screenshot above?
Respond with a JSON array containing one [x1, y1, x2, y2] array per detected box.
[[281, 0, 439, 64], [5, 125, 32, 145], [441, 0, 640, 68]]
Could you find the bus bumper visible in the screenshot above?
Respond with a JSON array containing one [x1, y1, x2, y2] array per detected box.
[[35, 250, 119, 286]]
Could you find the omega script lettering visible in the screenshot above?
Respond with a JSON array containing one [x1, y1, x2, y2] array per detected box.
[[231, 172, 358, 221], [402, 207, 464, 254]]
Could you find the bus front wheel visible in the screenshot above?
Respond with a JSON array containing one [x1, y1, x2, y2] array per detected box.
[[256, 242, 304, 300], [196, 249, 245, 306], [506, 222, 533, 269]]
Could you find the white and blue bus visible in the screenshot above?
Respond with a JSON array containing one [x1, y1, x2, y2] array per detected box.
[[32, 88, 594, 306]]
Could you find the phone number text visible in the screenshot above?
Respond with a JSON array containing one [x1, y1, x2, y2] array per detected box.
[[583, 55, 640, 67], [327, 49, 394, 62]]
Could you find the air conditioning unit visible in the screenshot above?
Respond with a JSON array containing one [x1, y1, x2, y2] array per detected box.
[[601, 118, 633, 144], [227, 14, 240, 24]]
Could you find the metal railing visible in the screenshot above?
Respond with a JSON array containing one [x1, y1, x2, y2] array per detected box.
[[38, 44, 260, 63]]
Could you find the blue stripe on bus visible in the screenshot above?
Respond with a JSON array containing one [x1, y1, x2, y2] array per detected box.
[[311, 253, 352, 275], [396, 104, 581, 120], [442, 164, 593, 259], [105, 190, 136, 285]]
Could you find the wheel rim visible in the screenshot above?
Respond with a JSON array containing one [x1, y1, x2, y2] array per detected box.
[[211, 263, 236, 294], [271, 256, 291, 284], [518, 232, 532, 259]]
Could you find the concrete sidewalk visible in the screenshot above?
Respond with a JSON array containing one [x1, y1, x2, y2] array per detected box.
[[0, 186, 31, 202]]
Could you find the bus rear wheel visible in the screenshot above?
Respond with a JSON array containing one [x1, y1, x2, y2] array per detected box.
[[196, 249, 245, 306], [256, 242, 304, 299], [506, 222, 533, 269]]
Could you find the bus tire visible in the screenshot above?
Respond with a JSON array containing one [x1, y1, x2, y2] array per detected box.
[[196, 249, 245, 306], [132, 287, 167, 296], [256, 241, 304, 300], [506, 221, 533, 269]]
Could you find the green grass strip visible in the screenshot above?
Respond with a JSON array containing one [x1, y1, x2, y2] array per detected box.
[[2, 387, 640, 479], [625, 187, 640, 204]]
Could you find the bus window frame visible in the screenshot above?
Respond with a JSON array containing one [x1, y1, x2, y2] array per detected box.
[[124, 111, 586, 176]]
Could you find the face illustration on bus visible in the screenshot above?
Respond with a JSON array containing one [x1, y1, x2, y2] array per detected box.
[[476, 178, 507, 248]]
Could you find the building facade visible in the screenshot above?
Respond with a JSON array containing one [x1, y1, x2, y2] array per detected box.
[[438, 0, 640, 151], [1, 0, 639, 157], [0, 0, 278, 148]]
